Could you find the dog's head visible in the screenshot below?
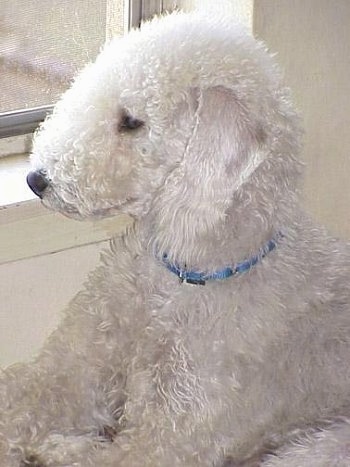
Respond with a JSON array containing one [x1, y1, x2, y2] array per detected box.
[[28, 12, 302, 235]]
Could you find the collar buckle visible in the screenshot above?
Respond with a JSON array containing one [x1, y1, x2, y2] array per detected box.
[[182, 277, 206, 286], [179, 267, 206, 286]]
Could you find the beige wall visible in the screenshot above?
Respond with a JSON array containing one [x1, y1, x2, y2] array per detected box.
[[179, 0, 254, 28], [254, 0, 350, 240], [0, 242, 106, 367]]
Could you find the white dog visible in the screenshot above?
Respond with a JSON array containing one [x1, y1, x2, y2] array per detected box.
[[1, 12, 350, 467]]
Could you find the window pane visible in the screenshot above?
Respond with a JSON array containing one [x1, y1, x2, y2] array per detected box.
[[0, 0, 124, 112]]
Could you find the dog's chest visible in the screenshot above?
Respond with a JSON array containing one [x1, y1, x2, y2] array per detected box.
[[131, 270, 282, 399]]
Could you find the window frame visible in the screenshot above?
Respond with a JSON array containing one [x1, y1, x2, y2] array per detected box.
[[0, 105, 53, 139]]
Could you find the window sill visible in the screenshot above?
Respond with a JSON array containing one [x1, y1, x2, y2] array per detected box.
[[0, 198, 132, 265], [0, 170, 133, 271], [0, 154, 35, 205]]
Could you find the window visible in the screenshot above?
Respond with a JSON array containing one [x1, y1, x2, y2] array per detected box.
[[0, 1, 178, 121]]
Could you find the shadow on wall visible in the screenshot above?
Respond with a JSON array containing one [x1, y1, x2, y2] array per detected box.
[[254, 0, 350, 240]]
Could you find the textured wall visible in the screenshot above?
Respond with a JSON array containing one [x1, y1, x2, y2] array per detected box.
[[254, 0, 350, 240]]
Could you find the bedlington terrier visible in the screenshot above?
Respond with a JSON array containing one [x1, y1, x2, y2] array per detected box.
[[1, 11, 350, 467]]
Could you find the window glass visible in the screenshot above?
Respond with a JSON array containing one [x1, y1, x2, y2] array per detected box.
[[0, 0, 119, 112]]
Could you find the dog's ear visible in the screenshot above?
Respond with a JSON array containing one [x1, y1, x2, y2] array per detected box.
[[184, 85, 266, 186], [171, 85, 264, 217], [154, 85, 267, 255]]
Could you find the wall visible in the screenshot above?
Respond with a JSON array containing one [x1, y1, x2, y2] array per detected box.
[[254, 0, 350, 240], [180, 0, 254, 29], [0, 242, 107, 367]]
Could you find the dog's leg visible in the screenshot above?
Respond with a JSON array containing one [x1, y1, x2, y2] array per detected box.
[[0, 236, 152, 466], [0, 298, 133, 464], [0, 352, 122, 466], [0, 236, 150, 466]]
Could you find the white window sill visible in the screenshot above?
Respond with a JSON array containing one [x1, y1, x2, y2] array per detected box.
[[0, 198, 132, 265], [0, 154, 35, 205], [0, 156, 132, 265]]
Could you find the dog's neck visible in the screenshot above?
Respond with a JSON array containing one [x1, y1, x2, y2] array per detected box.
[[137, 174, 300, 274], [160, 234, 281, 285], [139, 205, 289, 274]]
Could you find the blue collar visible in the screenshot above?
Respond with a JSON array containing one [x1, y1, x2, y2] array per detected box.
[[162, 234, 281, 285]]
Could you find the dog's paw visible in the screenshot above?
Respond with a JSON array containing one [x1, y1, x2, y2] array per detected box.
[[20, 453, 46, 467], [19, 434, 100, 467]]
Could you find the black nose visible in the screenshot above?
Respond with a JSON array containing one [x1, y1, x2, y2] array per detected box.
[[26, 170, 49, 198]]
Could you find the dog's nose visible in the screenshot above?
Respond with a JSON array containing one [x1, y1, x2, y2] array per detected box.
[[26, 170, 49, 198]]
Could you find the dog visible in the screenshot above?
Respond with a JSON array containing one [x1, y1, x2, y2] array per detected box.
[[1, 11, 350, 466]]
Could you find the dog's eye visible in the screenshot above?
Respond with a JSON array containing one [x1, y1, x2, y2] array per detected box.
[[119, 113, 144, 131]]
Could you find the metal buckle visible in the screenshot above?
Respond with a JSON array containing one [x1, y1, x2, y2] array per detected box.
[[179, 269, 205, 286]]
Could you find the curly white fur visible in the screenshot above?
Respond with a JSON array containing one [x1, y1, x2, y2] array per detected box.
[[1, 11, 350, 467]]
